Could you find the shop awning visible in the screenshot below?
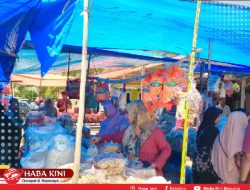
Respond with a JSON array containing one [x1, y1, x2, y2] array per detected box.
[[11, 74, 73, 87]]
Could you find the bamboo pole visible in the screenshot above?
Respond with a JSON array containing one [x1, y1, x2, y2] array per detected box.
[[140, 64, 145, 100], [180, 0, 201, 184], [241, 78, 246, 108], [72, 0, 89, 183], [66, 53, 71, 113], [206, 40, 212, 109]]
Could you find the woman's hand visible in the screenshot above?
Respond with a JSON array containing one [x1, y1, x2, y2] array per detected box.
[[235, 152, 244, 170], [128, 154, 137, 161], [149, 163, 156, 169], [90, 136, 101, 144]]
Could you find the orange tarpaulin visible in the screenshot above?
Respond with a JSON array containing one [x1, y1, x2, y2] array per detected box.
[[11, 74, 74, 87]]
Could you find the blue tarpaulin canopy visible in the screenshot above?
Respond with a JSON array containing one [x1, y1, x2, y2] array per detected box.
[[0, 0, 78, 80], [0, 0, 250, 80], [66, 0, 250, 66], [14, 48, 250, 76]]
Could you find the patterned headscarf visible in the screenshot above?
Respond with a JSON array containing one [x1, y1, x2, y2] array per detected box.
[[122, 100, 157, 158]]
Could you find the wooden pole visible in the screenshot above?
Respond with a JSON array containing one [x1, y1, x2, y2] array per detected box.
[[39, 79, 42, 98], [140, 65, 145, 100], [66, 53, 71, 113], [83, 55, 92, 122], [11, 81, 14, 98], [72, 0, 89, 183], [206, 40, 212, 109], [180, 0, 201, 184], [241, 78, 246, 108]]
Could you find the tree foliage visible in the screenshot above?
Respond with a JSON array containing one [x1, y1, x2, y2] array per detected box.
[[14, 84, 64, 101], [13, 69, 104, 101]]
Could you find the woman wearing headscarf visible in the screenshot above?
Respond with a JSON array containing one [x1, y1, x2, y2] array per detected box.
[[192, 107, 222, 184], [211, 111, 248, 183], [122, 100, 171, 176], [91, 100, 129, 144], [0, 98, 23, 168], [240, 123, 250, 183], [39, 98, 57, 118]]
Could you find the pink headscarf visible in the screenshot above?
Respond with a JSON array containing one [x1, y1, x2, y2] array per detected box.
[[99, 100, 129, 137], [243, 125, 250, 153], [211, 111, 248, 183]]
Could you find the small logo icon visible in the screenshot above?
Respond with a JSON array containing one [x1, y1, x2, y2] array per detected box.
[[3, 168, 22, 184], [130, 186, 136, 190], [194, 186, 201, 190]]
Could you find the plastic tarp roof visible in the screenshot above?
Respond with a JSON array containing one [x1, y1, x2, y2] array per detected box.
[[14, 48, 250, 76], [11, 74, 71, 87], [65, 0, 250, 67], [13, 49, 177, 74], [1, 0, 250, 80], [0, 0, 78, 80], [29, 0, 250, 74]]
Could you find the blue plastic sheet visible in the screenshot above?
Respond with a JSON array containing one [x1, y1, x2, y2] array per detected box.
[[29, 0, 78, 77], [0, 0, 40, 81], [66, 0, 250, 67], [13, 48, 250, 75], [0, 0, 78, 80], [1, 0, 250, 79]]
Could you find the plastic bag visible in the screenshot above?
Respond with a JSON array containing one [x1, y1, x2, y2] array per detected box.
[[94, 152, 124, 162], [125, 168, 156, 179], [111, 87, 119, 107], [98, 142, 121, 153], [208, 74, 220, 92], [224, 81, 233, 97], [125, 160, 143, 169], [25, 111, 45, 127], [166, 128, 197, 158], [80, 159, 94, 171], [187, 81, 203, 127], [87, 145, 98, 157], [146, 176, 171, 184], [119, 86, 127, 112], [56, 114, 74, 133], [94, 153, 125, 176], [20, 143, 50, 168], [79, 167, 107, 184], [175, 92, 187, 119], [46, 134, 75, 168], [95, 158, 125, 176], [24, 124, 68, 154], [81, 146, 93, 162], [44, 116, 57, 125]]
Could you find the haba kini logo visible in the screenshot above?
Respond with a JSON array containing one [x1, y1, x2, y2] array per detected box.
[[3, 168, 23, 184], [1, 168, 74, 184]]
